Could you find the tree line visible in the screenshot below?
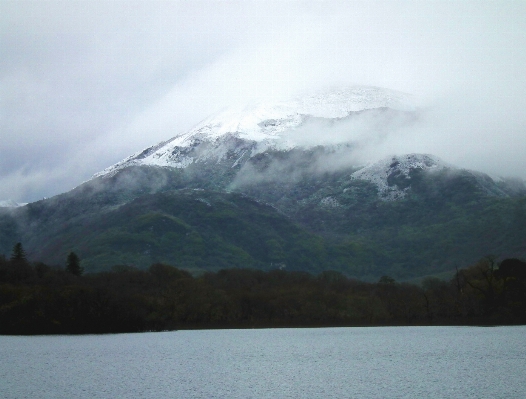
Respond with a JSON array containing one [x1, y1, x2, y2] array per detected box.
[[0, 243, 525, 334]]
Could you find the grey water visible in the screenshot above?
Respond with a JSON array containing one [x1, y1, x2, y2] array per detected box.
[[1, 326, 525, 399]]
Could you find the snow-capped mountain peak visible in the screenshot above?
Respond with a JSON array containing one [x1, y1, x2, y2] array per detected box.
[[94, 86, 415, 179], [189, 86, 414, 140]]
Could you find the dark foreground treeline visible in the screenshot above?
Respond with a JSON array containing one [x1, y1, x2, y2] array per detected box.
[[1, 256, 525, 334]]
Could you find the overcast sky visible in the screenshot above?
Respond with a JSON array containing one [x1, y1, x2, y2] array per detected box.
[[1, 1, 526, 203]]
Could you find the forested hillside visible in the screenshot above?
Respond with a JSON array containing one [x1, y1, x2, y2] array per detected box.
[[1, 160, 525, 280]]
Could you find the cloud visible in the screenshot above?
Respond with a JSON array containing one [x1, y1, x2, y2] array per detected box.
[[1, 1, 526, 202]]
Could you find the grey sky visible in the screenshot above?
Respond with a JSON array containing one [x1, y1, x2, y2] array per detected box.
[[1, 1, 525, 202]]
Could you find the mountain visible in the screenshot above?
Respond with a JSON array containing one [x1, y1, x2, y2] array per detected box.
[[10, 189, 368, 275], [94, 86, 415, 178], [2, 86, 525, 280]]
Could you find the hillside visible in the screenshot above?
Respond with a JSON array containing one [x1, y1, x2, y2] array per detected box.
[[2, 189, 376, 276], [1, 87, 525, 280]]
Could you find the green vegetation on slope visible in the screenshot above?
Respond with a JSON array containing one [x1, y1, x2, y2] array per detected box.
[[235, 161, 526, 279], [3, 190, 371, 276], [1, 150, 525, 280]]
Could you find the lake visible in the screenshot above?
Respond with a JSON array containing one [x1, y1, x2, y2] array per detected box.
[[1, 326, 525, 398]]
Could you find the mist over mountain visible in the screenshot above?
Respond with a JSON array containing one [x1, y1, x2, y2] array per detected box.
[[1, 86, 525, 280], [93, 87, 416, 178]]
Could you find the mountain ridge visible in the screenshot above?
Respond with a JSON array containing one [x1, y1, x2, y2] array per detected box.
[[2, 86, 525, 279], [93, 86, 416, 180]]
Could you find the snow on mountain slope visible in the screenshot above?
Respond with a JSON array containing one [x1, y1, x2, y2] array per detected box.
[[190, 86, 414, 140], [350, 153, 510, 201], [88, 84, 510, 204], [350, 154, 448, 200], [94, 86, 414, 178]]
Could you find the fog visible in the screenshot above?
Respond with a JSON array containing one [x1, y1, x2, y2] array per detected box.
[[1, 1, 525, 202]]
